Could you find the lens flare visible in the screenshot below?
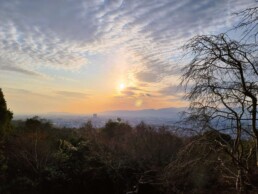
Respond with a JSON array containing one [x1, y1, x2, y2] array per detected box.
[[135, 99, 143, 107]]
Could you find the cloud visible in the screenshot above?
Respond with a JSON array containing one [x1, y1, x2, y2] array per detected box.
[[4, 88, 88, 100], [126, 86, 142, 91], [55, 91, 88, 99], [136, 71, 160, 83], [119, 86, 152, 98], [4, 87, 54, 99], [0, 57, 42, 76], [0, 0, 256, 83], [4, 88, 32, 94], [122, 90, 135, 97], [168, 97, 185, 102], [0, 0, 91, 71], [159, 85, 184, 96], [0, 65, 41, 76]]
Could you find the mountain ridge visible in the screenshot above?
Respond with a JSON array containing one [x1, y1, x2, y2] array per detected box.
[[100, 107, 186, 118]]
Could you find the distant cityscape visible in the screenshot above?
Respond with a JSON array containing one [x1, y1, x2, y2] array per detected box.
[[13, 107, 185, 128]]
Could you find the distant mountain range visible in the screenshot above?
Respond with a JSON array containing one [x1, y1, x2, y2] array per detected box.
[[14, 107, 186, 121], [101, 107, 186, 119]]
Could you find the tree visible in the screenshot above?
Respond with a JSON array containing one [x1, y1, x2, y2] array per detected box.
[[101, 119, 132, 140], [0, 88, 13, 137], [181, 34, 258, 192], [164, 130, 231, 193], [0, 89, 13, 190], [235, 6, 258, 42]]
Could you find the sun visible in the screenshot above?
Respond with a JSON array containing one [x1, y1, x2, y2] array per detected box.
[[119, 83, 125, 90]]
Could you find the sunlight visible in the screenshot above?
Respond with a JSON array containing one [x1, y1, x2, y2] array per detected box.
[[119, 83, 125, 91]]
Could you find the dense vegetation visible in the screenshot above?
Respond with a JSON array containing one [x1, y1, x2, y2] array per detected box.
[[3, 116, 182, 194], [0, 89, 258, 194]]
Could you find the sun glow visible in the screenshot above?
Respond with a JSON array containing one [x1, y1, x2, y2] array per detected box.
[[119, 83, 125, 91]]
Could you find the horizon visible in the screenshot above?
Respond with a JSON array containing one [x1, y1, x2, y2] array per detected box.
[[13, 106, 186, 117], [1, 0, 256, 114]]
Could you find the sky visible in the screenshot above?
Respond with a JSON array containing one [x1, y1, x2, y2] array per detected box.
[[0, 0, 256, 114]]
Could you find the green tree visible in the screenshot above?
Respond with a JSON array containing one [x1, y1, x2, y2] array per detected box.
[[0, 89, 12, 191], [0, 88, 13, 137]]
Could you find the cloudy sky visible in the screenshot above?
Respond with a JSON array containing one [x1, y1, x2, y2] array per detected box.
[[0, 0, 256, 114]]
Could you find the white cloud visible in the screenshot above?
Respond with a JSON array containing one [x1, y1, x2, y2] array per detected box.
[[0, 0, 256, 85], [55, 90, 89, 99]]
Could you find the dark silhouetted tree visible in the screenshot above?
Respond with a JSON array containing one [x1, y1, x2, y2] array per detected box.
[[0, 89, 12, 191], [181, 34, 258, 192], [0, 88, 12, 137]]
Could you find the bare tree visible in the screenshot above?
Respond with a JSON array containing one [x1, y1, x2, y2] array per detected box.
[[181, 33, 258, 192], [235, 5, 258, 42]]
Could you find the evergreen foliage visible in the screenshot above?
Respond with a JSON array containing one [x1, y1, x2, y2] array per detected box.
[[0, 88, 13, 137]]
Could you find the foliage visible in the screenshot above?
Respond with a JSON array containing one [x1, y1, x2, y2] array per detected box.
[[0, 88, 13, 192], [1, 117, 183, 194], [0, 88, 13, 137]]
